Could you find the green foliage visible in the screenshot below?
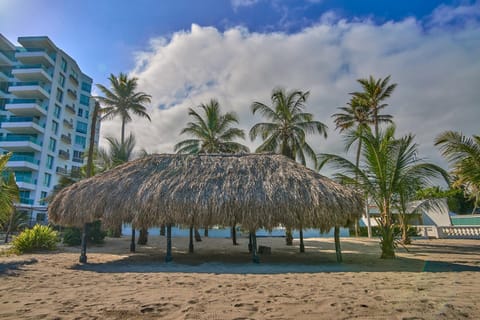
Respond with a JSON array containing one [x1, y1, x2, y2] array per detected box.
[[417, 186, 474, 214], [11, 225, 59, 254], [350, 225, 419, 237], [62, 221, 106, 246], [174, 99, 249, 154], [0, 210, 29, 232]]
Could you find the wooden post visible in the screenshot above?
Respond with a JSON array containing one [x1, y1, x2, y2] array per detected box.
[[299, 228, 305, 253], [251, 231, 259, 263], [204, 227, 209, 237], [130, 226, 136, 253], [160, 224, 166, 236], [248, 232, 252, 253], [165, 224, 173, 262], [232, 224, 238, 245], [79, 223, 88, 263], [189, 226, 194, 253], [334, 226, 342, 263]]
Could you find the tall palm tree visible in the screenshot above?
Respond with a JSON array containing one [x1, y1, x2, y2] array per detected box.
[[250, 88, 327, 167], [320, 126, 448, 258], [174, 99, 249, 154], [175, 99, 248, 248], [96, 73, 152, 144], [0, 153, 20, 243], [250, 88, 328, 249], [350, 75, 396, 137], [435, 131, 480, 213]]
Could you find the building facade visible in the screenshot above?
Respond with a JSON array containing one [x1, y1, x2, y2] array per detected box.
[[0, 34, 99, 224]]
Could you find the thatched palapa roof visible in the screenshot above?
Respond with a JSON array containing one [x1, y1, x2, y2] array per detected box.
[[48, 153, 363, 232]]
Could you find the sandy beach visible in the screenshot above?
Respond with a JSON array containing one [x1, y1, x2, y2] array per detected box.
[[1, 236, 479, 319]]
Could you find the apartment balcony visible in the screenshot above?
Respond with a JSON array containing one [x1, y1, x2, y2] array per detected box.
[[65, 103, 76, 114], [5, 99, 47, 116], [0, 68, 11, 82], [7, 155, 40, 171], [61, 134, 72, 145], [1, 116, 45, 134], [0, 135, 42, 152], [56, 166, 68, 176], [63, 118, 74, 129], [0, 87, 8, 98], [67, 89, 77, 100], [58, 149, 70, 160], [15, 50, 55, 67], [8, 81, 50, 99], [15, 177, 37, 191], [69, 74, 79, 86], [0, 50, 15, 66], [12, 64, 53, 83], [17, 197, 34, 205]]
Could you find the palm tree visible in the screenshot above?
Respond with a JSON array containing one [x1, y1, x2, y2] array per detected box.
[[175, 99, 248, 247], [350, 75, 396, 137], [320, 126, 448, 258], [96, 73, 152, 144], [97, 134, 136, 172], [435, 131, 480, 213], [0, 153, 20, 243], [174, 99, 249, 154], [250, 88, 328, 249]]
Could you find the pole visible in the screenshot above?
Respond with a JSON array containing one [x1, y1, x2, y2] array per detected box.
[[130, 226, 136, 252], [251, 231, 259, 263], [366, 197, 372, 238], [79, 223, 88, 263], [165, 224, 172, 262], [334, 226, 342, 263], [189, 226, 194, 253]]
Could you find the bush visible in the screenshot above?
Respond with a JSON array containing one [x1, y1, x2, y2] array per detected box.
[[11, 225, 59, 254], [62, 221, 106, 246], [350, 225, 419, 237]]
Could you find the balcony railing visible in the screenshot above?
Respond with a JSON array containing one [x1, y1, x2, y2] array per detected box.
[[0, 50, 16, 62], [72, 157, 83, 163], [19, 197, 34, 205], [3, 116, 41, 124], [63, 119, 74, 129], [56, 166, 68, 174], [14, 64, 53, 76], [67, 89, 77, 99], [15, 176, 37, 184], [69, 74, 79, 86], [65, 104, 75, 113], [8, 155, 40, 164], [10, 81, 51, 93], [58, 149, 70, 160], [0, 135, 42, 145], [61, 134, 72, 144]]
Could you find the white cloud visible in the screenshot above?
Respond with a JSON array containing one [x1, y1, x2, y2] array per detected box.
[[99, 5, 480, 177], [231, 0, 260, 10]]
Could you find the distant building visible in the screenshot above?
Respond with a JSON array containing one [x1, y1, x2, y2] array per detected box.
[[0, 34, 100, 224]]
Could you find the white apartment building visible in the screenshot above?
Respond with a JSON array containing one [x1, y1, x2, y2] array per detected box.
[[0, 34, 99, 224]]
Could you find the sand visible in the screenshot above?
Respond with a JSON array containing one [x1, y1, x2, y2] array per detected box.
[[0, 235, 479, 319]]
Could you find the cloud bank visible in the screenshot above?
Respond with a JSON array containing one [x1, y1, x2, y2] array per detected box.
[[99, 3, 480, 175]]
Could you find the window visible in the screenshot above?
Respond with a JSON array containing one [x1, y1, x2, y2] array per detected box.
[[73, 150, 84, 163], [75, 135, 86, 148], [61, 57, 67, 72], [46, 155, 54, 169], [81, 82, 92, 92], [56, 88, 63, 103], [51, 120, 58, 135], [40, 191, 48, 206], [79, 94, 89, 106], [77, 108, 83, 117], [19, 190, 30, 199], [58, 73, 65, 87], [43, 173, 51, 187], [48, 138, 56, 152], [76, 121, 88, 134], [85, 110, 89, 119], [54, 105, 61, 119], [14, 171, 32, 183]]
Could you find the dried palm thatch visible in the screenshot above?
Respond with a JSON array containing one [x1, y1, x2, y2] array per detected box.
[[49, 153, 363, 232]]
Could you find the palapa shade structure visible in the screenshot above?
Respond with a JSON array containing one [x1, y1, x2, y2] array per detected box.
[[49, 153, 363, 262]]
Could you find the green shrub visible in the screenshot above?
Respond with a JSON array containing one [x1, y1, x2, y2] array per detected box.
[[61, 221, 106, 246], [350, 225, 419, 237], [11, 225, 59, 254]]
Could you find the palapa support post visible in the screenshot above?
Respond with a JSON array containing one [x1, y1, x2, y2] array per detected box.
[[248, 232, 252, 253], [232, 224, 238, 245], [165, 224, 173, 262], [130, 226, 136, 253], [189, 226, 194, 253], [250, 231, 259, 263], [299, 228, 305, 253], [79, 223, 88, 263], [334, 226, 342, 263]]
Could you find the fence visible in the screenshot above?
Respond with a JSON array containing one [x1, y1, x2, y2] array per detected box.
[[415, 225, 480, 239]]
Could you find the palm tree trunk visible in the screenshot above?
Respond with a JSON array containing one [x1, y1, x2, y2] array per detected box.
[[334, 226, 342, 263], [204, 227, 208, 237], [354, 138, 362, 237], [285, 227, 293, 246], [231, 224, 238, 245], [160, 224, 166, 236], [121, 117, 126, 145], [189, 226, 194, 253], [4, 210, 14, 243], [130, 226, 135, 252], [194, 228, 202, 242], [374, 108, 379, 138]]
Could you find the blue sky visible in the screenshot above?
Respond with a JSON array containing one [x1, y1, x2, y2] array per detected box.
[[1, 0, 479, 171]]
